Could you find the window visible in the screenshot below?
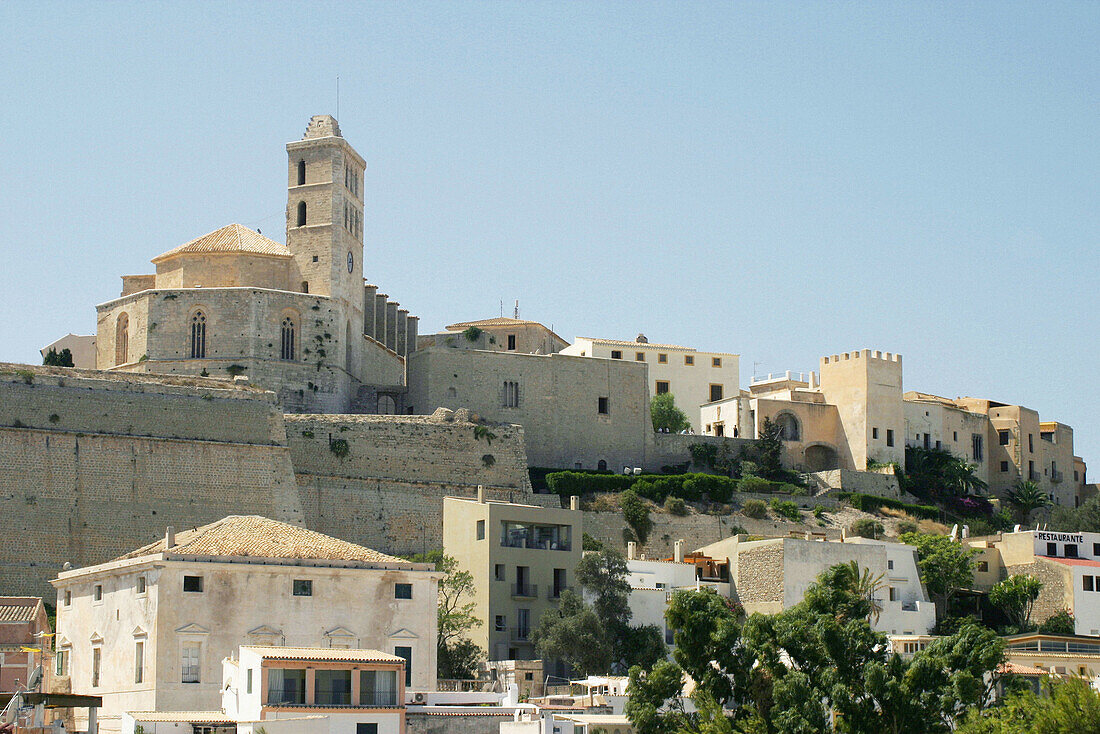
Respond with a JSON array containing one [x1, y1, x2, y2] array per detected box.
[[887, 559, 894, 570], [358, 725, 379, 734], [502, 380, 520, 408], [361, 670, 398, 707], [246, 668, 253, 694], [923, 433, 930, 449], [115, 312, 129, 365], [1094, 543, 1100, 557], [297, 201, 307, 227], [684, 355, 694, 366], [507, 334, 516, 351], [297, 159, 306, 185], [301, 281, 309, 293], [1047, 542, 1058, 556], [182, 642, 201, 683], [553, 568, 567, 598], [280, 316, 297, 361], [1066, 544, 1079, 558], [888, 587, 898, 602], [55, 650, 67, 677], [1029, 460, 1036, 479], [1029, 434, 1034, 452], [999, 430, 1010, 446], [1001, 461, 1010, 472], [775, 413, 800, 441], [953, 431, 958, 441], [394, 646, 413, 687], [190, 311, 207, 359], [476, 520, 485, 540], [134, 640, 144, 684], [598, 397, 609, 415], [293, 579, 312, 596], [315, 669, 351, 705], [136, 576, 146, 594], [395, 583, 412, 599], [710, 384, 723, 402], [972, 434, 984, 462], [91, 647, 101, 687], [665, 627, 675, 645], [886, 429, 895, 447], [635, 352, 645, 361], [872, 427, 878, 439], [978, 561, 989, 572], [64, 590, 71, 606], [657, 353, 667, 364], [93, 584, 102, 602], [597, 459, 608, 471], [267, 667, 306, 704], [712, 357, 721, 367], [655, 381, 670, 394], [183, 575, 204, 593], [610, 350, 622, 360], [517, 608, 530, 639], [494, 564, 505, 581], [1085, 576, 1095, 592], [495, 615, 507, 631]]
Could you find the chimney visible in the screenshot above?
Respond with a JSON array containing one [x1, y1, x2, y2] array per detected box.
[[627, 541, 637, 560], [569, 495, 579, 511], [477, 485, 485, 504], [674, 539, 684, 563], [165, 526, 176, 550]]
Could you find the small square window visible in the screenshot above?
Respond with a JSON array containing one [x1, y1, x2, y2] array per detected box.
[[886, 429, 894, 447], [978, 561, 989, 572], [93, 584, 103, 602], [953, 431, 958, 441], [495, 564, 505, 581], [395, 583, 413, 599], [183, 576, 203, 593], [657, 353, 667, 364], [1066, 544, 1079, 558], [293, 579, 313, 596], [655, 381, 670, 395], [999, 430, 1010, 446], [709, 384, 723, 402], [1001, 461, 1010, 472], [887, 559, 894, 570], [495, 615, 506, 631], [598, 397, 609, 415], [136, 577, 146, 594], [1085, 576, 1095, 592], [684, 355, 694, 366], [476, 519, 485, 540], [357, 724, 379, 734], [872, 427, 879, 439], [610, 350, 622, 360], [525, 672, 534, 681], [507, 334, 516, 351], [1047, 542, 1058, 556], [312, 255, 319, 262], [1093, 543, 1100, 556], [712, 357, 721, 367], [64, 590, 71, 606], [635, 352, 645, 361]]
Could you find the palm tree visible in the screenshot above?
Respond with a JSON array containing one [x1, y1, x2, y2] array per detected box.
[[836, 560, 886, 623], [1006, 480, 1051, 524]]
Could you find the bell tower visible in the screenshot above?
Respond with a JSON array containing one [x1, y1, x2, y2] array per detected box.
[[285, 115, 365, 377]]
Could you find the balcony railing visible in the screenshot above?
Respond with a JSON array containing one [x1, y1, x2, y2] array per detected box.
[[512, 583, 538, 598], [1030, 470, 1042, 482], [501, 537, 572, 552], [547, 586, 573, 600], [1052, 470, 1064, 483]]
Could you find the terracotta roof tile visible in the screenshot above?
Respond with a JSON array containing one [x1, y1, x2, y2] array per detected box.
[[241, 646, 405, 663], [0, 597, 42, 623], [113, 516, 407, 565], [577, 336, 693, 351], [151, 224, 292, 263], [445, 317, 546, 330], [128, 712, 234, 724]]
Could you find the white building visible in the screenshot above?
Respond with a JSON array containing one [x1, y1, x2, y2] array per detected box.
[[52, 516, 440, 733], [561, 336, 739, 433]]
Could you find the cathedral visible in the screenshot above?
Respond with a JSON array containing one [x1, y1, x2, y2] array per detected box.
[[93, 115, 415, 413]]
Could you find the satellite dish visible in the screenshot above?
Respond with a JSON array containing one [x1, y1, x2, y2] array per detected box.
[[27, 665, 43, 691], [0, 693, 23, 725]]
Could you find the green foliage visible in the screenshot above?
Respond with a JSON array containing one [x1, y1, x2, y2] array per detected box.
[[435, 554, 485, 679], [42, 348, 74, 367], [438, 637, 485, 680], [545, 471, 738, 503], [741, 498, 767, 519], [461, 325, 483, 342], [533, 591, 610, 675], [328, 438, 350, 458], [956, 677, 1100, 734], [582, 532, 605, 551], [900, 532, 978, 621], [904, 445, 989, 498], [621, 490, 652, 544], [15, 369, 34, 384], [1006, 480, 1052, 522], [48, 413, 60, 424], [663, 496, 688, 516], [812, 505, 827, 519], [226, 364, 246, 377], [849, 518, 885, 538], [472, 426, 496, 445], [1048, 494, 1100, 533], [753, 416, 784, 480], [1036, 609, 1075, 635], [650, 393, 690, 433], [897, 519, 919, 535], [769, 499, 800, 522], [988, 574, 1043, 630], [481, 453, 495, 467], [688, 442, 719, 468], [839, 491, 941, 519]]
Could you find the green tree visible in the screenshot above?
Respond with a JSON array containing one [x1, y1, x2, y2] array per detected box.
[[957, 677, 1100, 734], [531, 590, 612, 676], [1006, 480, 1051, 524], [621, 489, 652, 544], [900, 532, 977, 621], [435, 555, 485, 678], [753, 417, 784, 480], [903, 445, 987, 498], [42, 347, 74, 367], [1037, 609, 1075, 635], [1048, 494, 1100, 533], [849, 518, 885, 539], [651, 393, 690, 433], [988, 574, 1042, 631]]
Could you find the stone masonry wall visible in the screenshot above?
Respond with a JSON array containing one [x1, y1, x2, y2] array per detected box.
[[735, 544, 785, 606], [1004, 559, 1073, 625]]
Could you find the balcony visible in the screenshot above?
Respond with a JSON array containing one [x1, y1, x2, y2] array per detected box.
[[509, 627, 533, 643], [547, 585, 572, 600], [1051, 470, 1064, 484], [1030, 470, 1042, 482], [512, 583, 538, 599]]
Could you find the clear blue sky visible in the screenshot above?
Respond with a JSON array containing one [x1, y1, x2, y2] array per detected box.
[[1, 2, 1097, 464]]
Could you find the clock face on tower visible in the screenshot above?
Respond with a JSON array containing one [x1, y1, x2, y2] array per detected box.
[[347, 251, 354, 274]]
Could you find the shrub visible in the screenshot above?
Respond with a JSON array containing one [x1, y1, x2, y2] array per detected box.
[[897, 520, 919, 536], [621, 490, 652, 544], [462, 325, 483, 342], [770, 499, 801, 522], [481, 454, 495, 467], [1037, 609, 1075, 635], [812, 505, 827, 519], [738, 475, 776, 494], [849, 518, 885, 539], [664, 496, 689, 516], [329, 438, 350, 458], [742, 499, 767, 519], [837, 492, 940, 520], [582, 533, 605, 551]]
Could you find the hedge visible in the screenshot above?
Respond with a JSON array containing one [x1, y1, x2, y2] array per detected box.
[[836, 492, 940, 520], [545, 471, 741, 504]]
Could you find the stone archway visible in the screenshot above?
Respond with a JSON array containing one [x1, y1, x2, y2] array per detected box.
[[804, 444, 839, 472]]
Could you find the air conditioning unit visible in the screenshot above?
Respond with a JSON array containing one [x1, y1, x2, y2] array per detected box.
[[412, 692, 426, 703]]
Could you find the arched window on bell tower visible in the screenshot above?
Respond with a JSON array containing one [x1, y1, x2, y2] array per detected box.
[[115, 313, 129, 366], [297, 160, 306, 186], [297, 201, 307, 227], [190, 311, 206, 359], [280, 316, 297, 361]]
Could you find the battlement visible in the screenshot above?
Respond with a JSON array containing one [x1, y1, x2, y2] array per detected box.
[[303, 114, 341, 139], [820, 349, 902, 367]]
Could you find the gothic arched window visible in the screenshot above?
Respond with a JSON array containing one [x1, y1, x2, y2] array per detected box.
[[115, 313, 129, 366], [297, 201, 307, 227], [345, 321, 353, 373], [190, 311, 206, 359], [297, 160, 306, 186], [280, 316, 297, 361]]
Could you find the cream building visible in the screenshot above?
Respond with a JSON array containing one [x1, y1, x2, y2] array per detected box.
[[418, 317, 568, 355], [560, 335, 739, 433], [442, 494, 582, 664], [696, 533, 936, 635], [39, 334, 97, 369], [91, 115, 414, 414], [51, 515, 440, 733]]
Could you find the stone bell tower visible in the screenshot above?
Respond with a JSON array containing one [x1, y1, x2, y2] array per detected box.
[[285, 115, 366, 377]]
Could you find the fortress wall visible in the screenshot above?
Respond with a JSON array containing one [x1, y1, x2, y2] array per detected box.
[[0, 366, 303, 596]]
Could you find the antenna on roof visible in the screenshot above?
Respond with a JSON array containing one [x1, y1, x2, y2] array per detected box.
[[336, 75, 340, 121], [500, 299, 503, 318], [514, 300, 519, 319]]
